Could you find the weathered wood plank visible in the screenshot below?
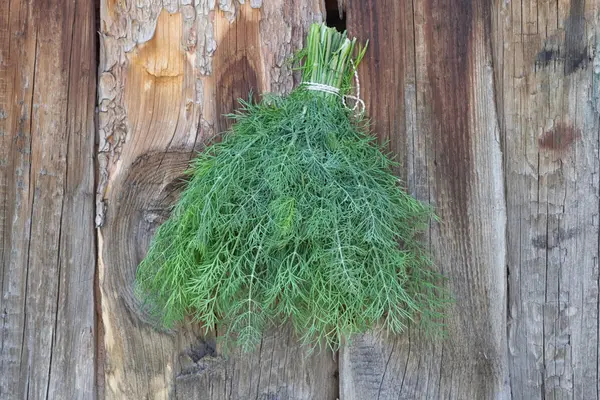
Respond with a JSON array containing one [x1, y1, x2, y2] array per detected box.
[[175, 324, 337, 400], [98, 1, 337, 398], [340, 0, 510, 398], [496, 0, 600, 398], [0, 0, 97, 398]]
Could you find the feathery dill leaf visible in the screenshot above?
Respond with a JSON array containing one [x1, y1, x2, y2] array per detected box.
[[135, 23, 448, 352]]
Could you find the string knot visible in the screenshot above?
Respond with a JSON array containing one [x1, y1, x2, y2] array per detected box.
[[301, 60, 365, 115]]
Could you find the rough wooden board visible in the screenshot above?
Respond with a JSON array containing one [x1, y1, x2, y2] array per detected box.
[[0, 0, 97, 398], [175, 324, 337, 400], [98, 1, 337, 398], [342, 0, 411, 177], [496, 0, 600, 398], [99, 151, 190, 399], [340, 0, 510, 398]]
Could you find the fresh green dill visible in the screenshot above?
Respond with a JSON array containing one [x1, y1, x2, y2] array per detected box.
[[135, 23, 448, 352]]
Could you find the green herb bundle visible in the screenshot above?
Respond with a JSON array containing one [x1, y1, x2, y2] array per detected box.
[[136, 23, 446, 352]]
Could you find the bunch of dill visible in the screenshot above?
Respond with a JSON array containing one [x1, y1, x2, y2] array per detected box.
[[135, 23, 447, 352]]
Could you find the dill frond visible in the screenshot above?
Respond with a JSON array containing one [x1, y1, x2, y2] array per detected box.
[[135, 23, 448, 352]]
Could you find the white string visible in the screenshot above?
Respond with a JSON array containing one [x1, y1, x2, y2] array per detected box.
[[342, 60, 365, 115], [303, 82, 340, 96], [302, 60, 366, 116]]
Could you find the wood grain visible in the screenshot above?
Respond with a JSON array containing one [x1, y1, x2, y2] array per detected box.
[[0, 0, 97, 398], [2, 0, 595, 397], [495, 0, 600, 398], [98, 1, 337, 398], [340, 0, 510, 398], [175, 324, 337, 400]]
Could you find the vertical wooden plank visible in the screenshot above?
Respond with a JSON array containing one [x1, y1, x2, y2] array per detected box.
[[340, 0, 510, 398], [0, 0, 97, 398], [98, 1, 338, 398], [497, 0, 600, 397]]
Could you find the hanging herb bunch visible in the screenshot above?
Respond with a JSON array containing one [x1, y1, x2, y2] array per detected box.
[[136, 23, 448, 352]]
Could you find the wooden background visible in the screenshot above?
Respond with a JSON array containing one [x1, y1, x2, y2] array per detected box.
[[1, 0, 599, 398]]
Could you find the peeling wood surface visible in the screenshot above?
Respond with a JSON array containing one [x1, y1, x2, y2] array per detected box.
[[496, 0, 600, 398], [98, 1, 337, 399], [340, 0, 510, 398], [0, 0, 97, 399]]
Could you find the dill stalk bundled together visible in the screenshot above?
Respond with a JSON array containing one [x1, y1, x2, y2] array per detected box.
[[136, 23, 446, 352]]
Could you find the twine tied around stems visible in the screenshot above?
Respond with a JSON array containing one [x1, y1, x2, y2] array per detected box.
[[303, 61, 365, 115]]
